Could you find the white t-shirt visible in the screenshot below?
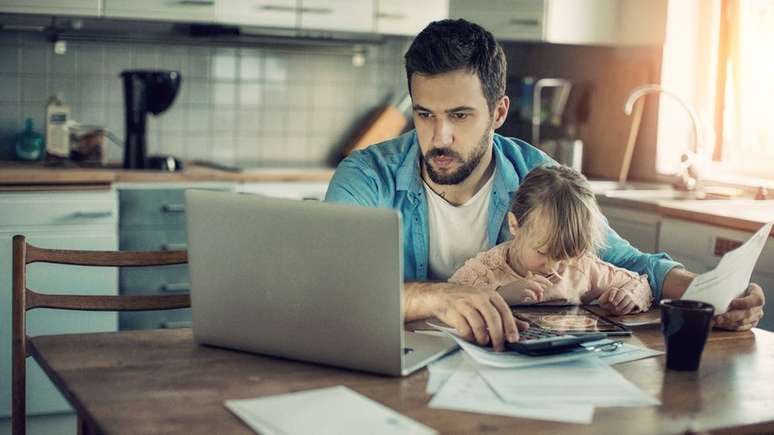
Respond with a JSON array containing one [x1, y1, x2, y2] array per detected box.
[[423, 174, 494, 280]]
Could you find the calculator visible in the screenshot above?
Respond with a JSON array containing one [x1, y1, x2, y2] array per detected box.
[[505, 324, 608, 356]]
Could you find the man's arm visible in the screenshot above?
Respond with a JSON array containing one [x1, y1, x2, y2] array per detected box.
[[659, 267, 765, 330], [404, 281, 528, 351]]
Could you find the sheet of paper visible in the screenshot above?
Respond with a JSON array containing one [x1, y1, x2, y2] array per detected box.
[[430, 323, 592, 368], [478, 357, 660, 408], [225, 385, 437, 435], [582, 339, 664, 365], [429, 356, 595, 424], [426, 350, 464, 394], [682, 220, 773, 314]]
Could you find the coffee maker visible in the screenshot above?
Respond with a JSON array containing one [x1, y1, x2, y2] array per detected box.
[[121, 70, 182, 170]]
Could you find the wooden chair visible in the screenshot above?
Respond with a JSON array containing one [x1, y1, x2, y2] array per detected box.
[[11, 235, 190, 435]]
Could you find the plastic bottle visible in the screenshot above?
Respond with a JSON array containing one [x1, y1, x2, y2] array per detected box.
[[15, 118, 44, 161], [45, 93, 71, 159]]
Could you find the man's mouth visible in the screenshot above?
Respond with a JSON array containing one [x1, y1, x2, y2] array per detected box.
[[431, 156, 456, 169]]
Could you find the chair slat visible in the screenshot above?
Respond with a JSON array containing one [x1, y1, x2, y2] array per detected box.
[[25, 244, 187, 267], [26, 290, 190, 311]]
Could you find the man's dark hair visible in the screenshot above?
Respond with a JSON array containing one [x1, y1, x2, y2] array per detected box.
[[404, 19, 507, 113]]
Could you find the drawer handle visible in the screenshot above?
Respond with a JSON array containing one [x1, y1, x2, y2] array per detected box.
[[257, 4, 297, 12], [160, 282, 190, 292], [509, 18, 540, 26], [161, 320, 192, 329], [72, 211, 113, 218], [162, 243, 188, 251], [176, 0, 215, 5], [161, 204, 186, 213], [300, 6, 333, 14], [377, 12, 407, 20]]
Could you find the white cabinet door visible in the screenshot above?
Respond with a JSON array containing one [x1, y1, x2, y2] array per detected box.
[[450, 0, 545, 41], [600, 205, 660, 253], [375, 0, 448, 36], [239, 181, 329, 200], [0, 0, 99, 16], [299, 0, 374, 33], [104, 0, 216, 22], [217, 0, 298, 27]]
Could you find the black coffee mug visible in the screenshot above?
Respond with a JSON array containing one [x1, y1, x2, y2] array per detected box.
[[660, 299, 715, 371]]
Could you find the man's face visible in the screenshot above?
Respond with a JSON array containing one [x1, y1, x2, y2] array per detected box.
[[410, 69, 502, 185]]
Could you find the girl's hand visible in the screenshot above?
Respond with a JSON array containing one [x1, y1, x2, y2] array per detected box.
[[599, 288, 637, 315], [496, 272, 553, 304]]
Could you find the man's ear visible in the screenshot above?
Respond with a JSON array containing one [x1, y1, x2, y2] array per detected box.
[[508, 212, 519, 236], [492, 96, 510, 129]]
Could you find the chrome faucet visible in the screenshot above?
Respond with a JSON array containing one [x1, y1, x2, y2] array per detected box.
[[624, 84, 703, 191]]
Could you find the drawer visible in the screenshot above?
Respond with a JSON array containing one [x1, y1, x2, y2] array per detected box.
[[0, 190, 117, 227], [120, 189, 187, 228], [120, 265, 190, 294], [120, 308, 191, 330], [104, 0, 215, 22], [120, 228, 188, 251]]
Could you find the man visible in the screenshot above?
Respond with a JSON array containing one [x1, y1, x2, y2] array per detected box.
[[325, 19, 765, 351]]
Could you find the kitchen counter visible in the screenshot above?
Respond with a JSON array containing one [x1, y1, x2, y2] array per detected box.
[[0, 161, 335, 187]]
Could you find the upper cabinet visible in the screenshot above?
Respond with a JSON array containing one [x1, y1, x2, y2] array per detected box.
[[450, 0, 667, 46], [0, 0, 99, 16], [103, 0, 216, 23], [217, 0, 298, 28], [299, 0, 374, 33], [375, 0, 449, 36]]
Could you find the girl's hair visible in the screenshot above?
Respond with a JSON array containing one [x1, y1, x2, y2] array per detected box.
[[510, 165, 606, 259]]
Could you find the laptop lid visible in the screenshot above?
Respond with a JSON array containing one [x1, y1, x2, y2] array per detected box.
[[185, 190, 406, 375]]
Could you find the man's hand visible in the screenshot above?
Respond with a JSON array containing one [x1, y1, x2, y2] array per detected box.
[[599, 288, 637, 315], [713, 283, 765, 331], [496, 272, 552, 304], [404, 282, 528, 351]]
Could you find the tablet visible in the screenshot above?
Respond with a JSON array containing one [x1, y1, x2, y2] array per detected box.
[[510, 305, 632, 336]]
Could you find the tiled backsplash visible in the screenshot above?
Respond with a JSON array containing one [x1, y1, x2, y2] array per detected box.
[[0, 31, 410, 165]]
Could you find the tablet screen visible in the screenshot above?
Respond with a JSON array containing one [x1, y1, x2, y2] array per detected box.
[[510, 306, 631, 336]]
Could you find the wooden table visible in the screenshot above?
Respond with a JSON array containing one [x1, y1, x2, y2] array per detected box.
[[29, 326, 774, 434]]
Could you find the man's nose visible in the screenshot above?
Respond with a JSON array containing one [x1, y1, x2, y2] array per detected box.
[[431, 118, 453, 147]]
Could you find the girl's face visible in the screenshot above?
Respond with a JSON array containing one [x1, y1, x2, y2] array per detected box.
[[507, 212, 568, 278]]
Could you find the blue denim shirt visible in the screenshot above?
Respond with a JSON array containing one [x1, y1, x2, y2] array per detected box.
[[325, 130, 681, 300]]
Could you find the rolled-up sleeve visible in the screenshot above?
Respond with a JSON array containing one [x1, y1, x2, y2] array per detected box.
[[598, 221, 683, 302], [324, 158, 379, 207]]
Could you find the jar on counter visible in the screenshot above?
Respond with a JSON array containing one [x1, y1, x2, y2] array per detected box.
[[15, 118, 44, 161]]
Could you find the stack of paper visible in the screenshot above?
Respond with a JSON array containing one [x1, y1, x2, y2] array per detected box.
[[426, 328, 663, 425]]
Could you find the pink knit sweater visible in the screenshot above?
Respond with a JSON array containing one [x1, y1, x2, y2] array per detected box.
[[448, 242, 652, 311]]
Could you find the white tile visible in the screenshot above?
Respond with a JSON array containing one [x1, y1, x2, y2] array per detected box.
[[212, 48, 237, 81], [183, 135, 211, 160], [133, 47, 159, 69], [20, 46, 49, 75], [239, 49, 262, 81], [186, 108, 211, 134], [50, 77, 79, 104], [286, 110, 308, 134], [184, 46, 210, 79], [78, 78, 106, 105], [210, 134, 235, 162], [21, 76, 49, 103], [238, 83, 261, 108], [237, 109, 262, 134], [51, 50, 77, 75], [76, 44, 105, 76], [213, 82, 236, 106], [236, 135, 261, 161], [103, 44, 134, 77], [158, 46, 186, 72], [0, 74, 19, 102], [159, 133, 185, 157], [262, 109, 287, 134], [264, 54, 288, 83], [77, 104, 109, 126], [159, 105, 186, 133], [264, 83, 289, 108], [187, 80, 211, 106], [213, 108, 236, 132], [287, 86, 308, 108], [105, 77, 123, 104], [0, 45, 19, 74], [107, 104, 125, 138]]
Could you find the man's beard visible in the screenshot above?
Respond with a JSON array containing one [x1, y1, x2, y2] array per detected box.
[[423, 129, 490, 185]]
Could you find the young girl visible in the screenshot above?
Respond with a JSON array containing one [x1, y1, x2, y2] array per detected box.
[[449, 165, 652, 315]]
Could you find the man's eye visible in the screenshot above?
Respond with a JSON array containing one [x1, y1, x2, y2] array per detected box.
[[416, 112, 431, 119], [452, 113, 469, 120]]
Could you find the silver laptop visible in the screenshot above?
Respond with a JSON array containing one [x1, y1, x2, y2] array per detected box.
[[185, 190, 457, 376]]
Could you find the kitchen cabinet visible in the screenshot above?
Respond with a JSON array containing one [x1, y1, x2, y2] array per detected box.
[[103, 0, 216, 23], [0, 190, 118, 422], [217, 0, 298, 28], [299, 0, 374, 33], [0, 0, 99, 16], [374, 0, 449, 36], [238, 181, 329, 200], [658, 217, 774, 332], [450, 0, 667, 46], [599, 205, 660, 254]]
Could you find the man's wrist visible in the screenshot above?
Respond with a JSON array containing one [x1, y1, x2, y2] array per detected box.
[[660, 267, 697, 300]]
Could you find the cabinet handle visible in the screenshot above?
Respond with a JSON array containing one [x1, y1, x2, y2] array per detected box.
[[509, 18, 540, 26], [72, 211, 113, 219], [176, 0, 215, 5], [257, 4, 298, 12], [161, 320, 192, 329], [160, 282, 191, 292], [161, 203, 186, 213], [377, 12, 407, 20], [300, 6, 333, 14], [162, 243, 188, 251]]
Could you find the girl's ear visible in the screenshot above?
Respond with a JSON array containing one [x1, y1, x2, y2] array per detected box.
[[508, 212, 520, 236]]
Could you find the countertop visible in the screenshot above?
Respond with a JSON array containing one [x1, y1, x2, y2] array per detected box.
[[0, 161, 335, 187]]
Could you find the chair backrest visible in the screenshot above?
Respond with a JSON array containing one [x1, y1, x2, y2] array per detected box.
[[11, 234, 189, 435]]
